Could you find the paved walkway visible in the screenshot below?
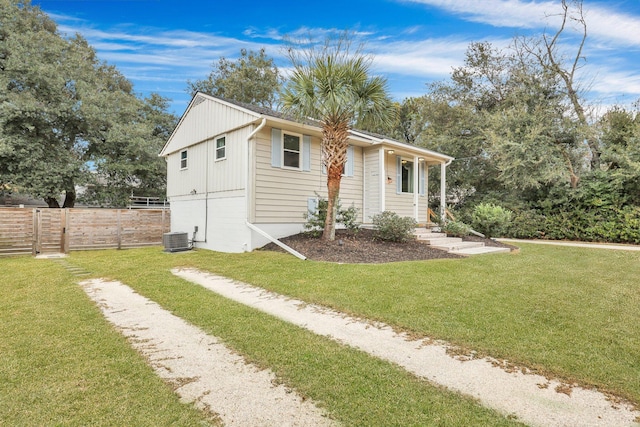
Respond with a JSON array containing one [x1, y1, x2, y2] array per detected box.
[[174, 268, 640, 427], [498, 238, 640, 251]]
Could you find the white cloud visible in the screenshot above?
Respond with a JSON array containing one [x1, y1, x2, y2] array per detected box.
[[402, 0, 640, 47], [48, 4, 640, 112], [401, 0, 558, 28], [590, 69, 640, 99], [369, 38, 470, 78]]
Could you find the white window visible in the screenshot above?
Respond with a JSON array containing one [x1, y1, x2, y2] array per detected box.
[[401, 160, 414, 193], [271, 128, 310, 171], [396, 156, 414, 193], [180, 150, 187, 169], [215, 137, 226, 160], [282, 132, 301, 169]]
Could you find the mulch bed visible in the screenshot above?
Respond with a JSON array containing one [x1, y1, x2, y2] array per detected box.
[[262, 228, 517, 263]]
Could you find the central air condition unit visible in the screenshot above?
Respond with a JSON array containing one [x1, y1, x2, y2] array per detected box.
[[163, 232, 190, 252]]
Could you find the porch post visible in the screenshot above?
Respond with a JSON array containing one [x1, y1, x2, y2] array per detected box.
[[425, 164, 429, 225], [440, 161, 447, 223], [379, 147, 386, 213], [413, 155, 419, 222]]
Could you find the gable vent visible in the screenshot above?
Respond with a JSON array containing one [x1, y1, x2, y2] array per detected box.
[[193, 95, 206, 106]]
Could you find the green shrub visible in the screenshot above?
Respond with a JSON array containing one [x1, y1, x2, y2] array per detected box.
[[339, 204, 360, 233], [471, 203, 512, 238], [442, 220, 471, 237], [506, 209, 547, 239], [371, 211, 417, 242], [303, 195, 360, 237]]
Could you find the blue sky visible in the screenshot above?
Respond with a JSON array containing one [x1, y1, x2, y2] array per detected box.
[[33, 0, 640, 116]]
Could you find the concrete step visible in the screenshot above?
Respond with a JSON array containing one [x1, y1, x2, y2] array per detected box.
[[450, 246, 511, 255], [415, 232, 448, 241], [431, 241, 485, 251], [420, 236, 464, 246], [414, 228, 510, 256]]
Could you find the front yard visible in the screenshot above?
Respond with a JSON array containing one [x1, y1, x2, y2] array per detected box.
[[2, 243, 638, 425]]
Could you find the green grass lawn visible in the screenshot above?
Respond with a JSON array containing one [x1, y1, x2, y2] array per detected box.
[[0, 257, 215, 426], [3, 243, 638, 425]]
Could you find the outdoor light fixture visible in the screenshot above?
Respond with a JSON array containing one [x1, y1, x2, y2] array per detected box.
[[387, 150, 394, 154], [419, 157, 425, 162]]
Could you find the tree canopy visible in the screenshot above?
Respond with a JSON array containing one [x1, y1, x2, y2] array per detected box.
[[187, 48, 282, 109], [0, 0, 175, 207]]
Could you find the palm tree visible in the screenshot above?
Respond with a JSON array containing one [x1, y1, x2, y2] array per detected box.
[[282, 36, 393, 240]]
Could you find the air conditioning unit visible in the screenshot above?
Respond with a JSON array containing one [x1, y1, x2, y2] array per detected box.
[[163, 232, 190, 252]]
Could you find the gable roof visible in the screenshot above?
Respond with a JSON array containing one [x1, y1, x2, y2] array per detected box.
[[161, 92, 454, 163]]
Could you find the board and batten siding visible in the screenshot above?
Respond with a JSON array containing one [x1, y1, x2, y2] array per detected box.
[[253, 127, 364, 224], [166, 126, 250, 198], [166, 142, 207, 198], [162, 95, 258, 156]]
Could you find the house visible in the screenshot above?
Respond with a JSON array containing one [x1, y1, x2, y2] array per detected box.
[[160, 93, 453, 253]]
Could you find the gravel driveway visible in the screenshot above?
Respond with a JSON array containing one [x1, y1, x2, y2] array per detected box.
[[80, 269, 640, 427]]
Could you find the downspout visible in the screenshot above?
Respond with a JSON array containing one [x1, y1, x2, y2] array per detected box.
[[194, 137, 210, 244], [245, 221, 306, 260], [440, 158, 453, 223], [245, 118, 266, 250]]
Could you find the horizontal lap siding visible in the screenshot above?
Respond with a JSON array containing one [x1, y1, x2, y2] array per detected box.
[[253, 128, 364, 224], [384, 155, 420, 219], [385, 191, 415, 218], [363, 149, 381, 222]]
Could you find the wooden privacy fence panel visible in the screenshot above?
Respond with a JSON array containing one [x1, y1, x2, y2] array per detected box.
[[0, 208, 34, 256], [0, 208, 170, 256]]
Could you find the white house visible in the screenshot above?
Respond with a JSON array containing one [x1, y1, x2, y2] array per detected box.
[[160, 93, 453, 253]]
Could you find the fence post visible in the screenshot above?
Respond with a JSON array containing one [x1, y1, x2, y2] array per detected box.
[[116, 209, 122, 250], [32, 209, 38, 256]]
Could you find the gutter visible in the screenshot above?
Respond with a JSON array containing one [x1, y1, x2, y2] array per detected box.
[[242, 118, 306, 259], [245, 222, 307, 260], [246, 118, 267, 228], [247, 117, 267, 141]]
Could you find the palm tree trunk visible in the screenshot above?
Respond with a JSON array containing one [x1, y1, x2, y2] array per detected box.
[[323, 165, 342, 240], [321, 120, 349, 241]]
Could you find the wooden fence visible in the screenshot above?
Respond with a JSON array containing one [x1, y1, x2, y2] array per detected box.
[[0, 208, 170, 257]]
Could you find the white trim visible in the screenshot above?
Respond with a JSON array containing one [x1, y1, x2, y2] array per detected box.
[[379, 147, 386, 212], [281, 130, 303, 170], [413, 155, 419, 221], [215, 135, 227, 161], [180, 149, 188, 170]]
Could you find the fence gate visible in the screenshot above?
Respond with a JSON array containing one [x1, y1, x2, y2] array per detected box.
[[34, 209, 66, 255]]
